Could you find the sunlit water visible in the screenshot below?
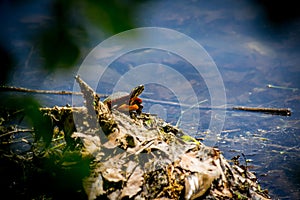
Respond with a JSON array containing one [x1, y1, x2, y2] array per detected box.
[[3, 0, 300, 199]]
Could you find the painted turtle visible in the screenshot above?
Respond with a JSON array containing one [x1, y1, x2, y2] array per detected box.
[[103, 85, 144, 115]]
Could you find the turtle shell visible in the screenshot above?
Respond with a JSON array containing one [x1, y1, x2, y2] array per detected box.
[[103, 91, 131, 109], [103, 85, 144, 109]]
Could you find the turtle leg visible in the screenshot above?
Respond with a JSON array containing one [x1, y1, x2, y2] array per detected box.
[[118, 104, 138, 112], [136, 104, 143, 115]]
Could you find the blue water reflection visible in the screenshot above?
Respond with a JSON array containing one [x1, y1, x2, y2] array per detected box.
[[3, 0, 300, 199]]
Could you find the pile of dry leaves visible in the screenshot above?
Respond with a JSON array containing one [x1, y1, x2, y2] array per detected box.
[[0, 76, 270, 200]]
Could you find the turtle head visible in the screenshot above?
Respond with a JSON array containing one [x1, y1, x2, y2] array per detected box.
[[130, 85, 144, 99]]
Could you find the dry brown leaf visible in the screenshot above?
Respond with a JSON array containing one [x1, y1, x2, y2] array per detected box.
[[185, 172, 215, 200], [102, 168, 126, 182], [125, 161, 138, 179], [72, 132, 101, 156], [120, 166, 144, 198]]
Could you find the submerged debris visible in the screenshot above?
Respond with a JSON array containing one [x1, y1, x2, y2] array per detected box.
[[0, 76, 270, 200]]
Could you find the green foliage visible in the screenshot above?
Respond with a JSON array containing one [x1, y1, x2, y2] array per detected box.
[[181, 134, 200, 145], [38, 0, 81, 71], [0, 44, 15, 85], [23, 98, 53, 146], [79, 0, 136, 34], [37, 0, 143, 71], [1, 0, 144, 79]]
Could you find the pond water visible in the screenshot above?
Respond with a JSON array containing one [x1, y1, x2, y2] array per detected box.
[[3, 0, 300, 199]]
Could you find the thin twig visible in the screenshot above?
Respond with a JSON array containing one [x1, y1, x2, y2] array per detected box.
[[0, 85, 81, 95], [176, 99, 208, 127], [0, 85, 108, 98], [221, 128, 241, 133], [232, 106, 292, 116], [266, 84, 298, 92], [0, 129, 34, 138]]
